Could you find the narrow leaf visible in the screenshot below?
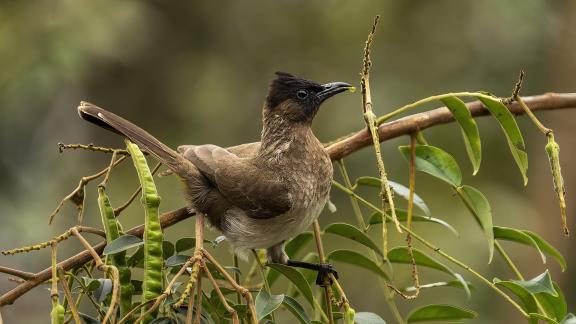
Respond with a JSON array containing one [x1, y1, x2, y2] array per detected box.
[[356, 177, 430, 216], [324, 223, 382, 256], [175, 237, 213, 253], [267, 263, 315, 307], [535, 282, 567, 321], [327, 249, 389, 280], [102, 235, 143, 255], [511, 270, 558, 296], [165, 255, 189, 268], [493, 226, 546, 264], [494, 279, 539, 314], [456, 185, 494, 263], [389, 181, 431, 216], [255, 288, 284, 321], [355, 312, 387, 324], [407, 304, 477, 323], [388, 247, 452, 275], [441, 96, 482, 174], [477, 96, 528, 185], [282, 295, 312, 324], [399, 145, 462, 186], [523, 231, 567, 271], [368, 210, 459, 237]]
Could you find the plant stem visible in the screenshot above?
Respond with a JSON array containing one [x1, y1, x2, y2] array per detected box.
[[336, 162, 405, 324], [377, 92, 509, 125], [332, 180, 530, 318]]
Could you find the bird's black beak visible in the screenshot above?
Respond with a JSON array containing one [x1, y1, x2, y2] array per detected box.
[[317, 82, 355, 102]]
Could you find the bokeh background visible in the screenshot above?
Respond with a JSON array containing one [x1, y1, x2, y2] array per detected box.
[[0, 1, 574, 323]]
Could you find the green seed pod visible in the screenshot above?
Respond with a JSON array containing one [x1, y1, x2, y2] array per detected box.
[[344, 305, 356, 324], [545, 134, 569, 236], [50, 299, 65, 324], [126, 140, 164, 323]]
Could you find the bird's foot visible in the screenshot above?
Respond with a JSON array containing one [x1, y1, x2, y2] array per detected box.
[[314, 263, 338, 286], [286, 259, 339, 286]]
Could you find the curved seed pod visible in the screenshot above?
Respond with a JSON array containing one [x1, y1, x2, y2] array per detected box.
[[126, 140, 163, 322]]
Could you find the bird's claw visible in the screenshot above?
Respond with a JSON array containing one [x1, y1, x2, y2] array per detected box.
[[315, 263, 338, 286]]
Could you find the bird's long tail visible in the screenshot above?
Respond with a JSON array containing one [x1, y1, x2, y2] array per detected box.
[[77, 101, 200, 180]]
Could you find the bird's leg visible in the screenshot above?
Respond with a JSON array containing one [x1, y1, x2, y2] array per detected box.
[[266, 242, 338, 286]]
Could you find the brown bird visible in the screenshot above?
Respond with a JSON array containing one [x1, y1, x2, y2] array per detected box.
[[78, 72, 353, 283]]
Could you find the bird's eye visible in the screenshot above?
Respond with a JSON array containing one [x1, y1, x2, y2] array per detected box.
[[296, 90, 309, 99]]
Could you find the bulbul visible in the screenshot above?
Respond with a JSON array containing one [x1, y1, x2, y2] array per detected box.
[[78, 72, 353, 283]]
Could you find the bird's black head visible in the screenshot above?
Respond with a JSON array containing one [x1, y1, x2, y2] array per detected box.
[[265, 72, 353, 123]]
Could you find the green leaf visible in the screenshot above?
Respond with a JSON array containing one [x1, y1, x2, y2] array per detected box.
[[127, 246, 144, 268], [163, 241, 175, 259], [327, 250, 388, 280], [456, 185, 494, 263], [282, 295, 312, 324], [355, 312, 387, 324], [102, 235, 143, 255], [82, 277, 102, 292], [530, 313, 559, 324], [267, 264, 315, 307], [78, 313, 101, 324], [494, 226, 546, 263], [368, 210, 459, 237], [324, 223, 382, 256], [524, 231, 567, 272], [405, 280, 473, 294], [399, 145, 462, 186], [388, 247, 471, 298], [407, 304, 477, 323], [355, 177, 430, 216], [494, 279, 539, 314], [536, 282, 567, 321], [441, 96, 482, 174], [254, 288, 284, 321], [512, 270, 558, 296], [388, 180, 431, 216], [477, 96, 528, 185], [175, 237, 213, 253], [165, 254, 189, 268], [387, 247, 453, 275]]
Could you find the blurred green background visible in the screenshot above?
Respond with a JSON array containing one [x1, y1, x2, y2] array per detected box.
[[0, 1, 574, 323]]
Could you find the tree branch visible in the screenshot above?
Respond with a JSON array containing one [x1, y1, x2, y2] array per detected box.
[[326, 92, 576, 160], [0, 207, 193, 306], [1, 92, 574, 307]]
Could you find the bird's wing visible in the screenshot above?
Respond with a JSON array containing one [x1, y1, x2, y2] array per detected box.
[[183, 144, 291, 219]]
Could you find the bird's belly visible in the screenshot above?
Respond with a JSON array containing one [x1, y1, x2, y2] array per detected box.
[[222, 195, 328, 254]]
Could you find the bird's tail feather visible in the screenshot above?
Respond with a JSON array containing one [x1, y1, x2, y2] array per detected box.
[[77, 101, 198, 179]]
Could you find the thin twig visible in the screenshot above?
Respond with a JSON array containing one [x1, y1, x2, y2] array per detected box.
[[48, 154, 127, 224], [202, 261, 240, 324], [202, 250, 258, 324], [58, 143, 129, 155], [0, 207, 193, 307], [360, 16, 402, 257], [58, 267, 81, 324], [312, 221, 334, 324], [0, 267, 35, 280], [71, 228, 119, 324]]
